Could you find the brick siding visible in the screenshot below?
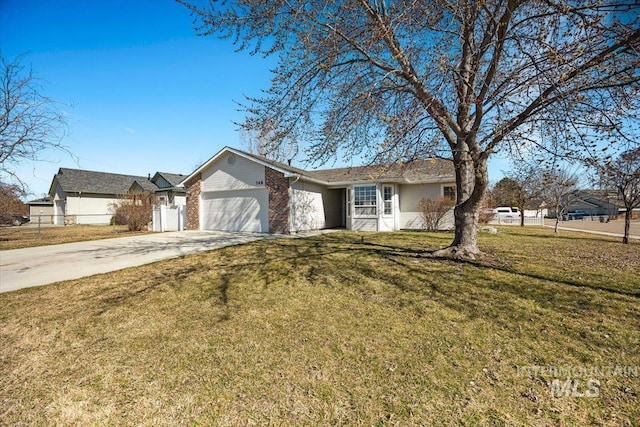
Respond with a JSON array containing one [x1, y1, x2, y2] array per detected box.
[[185, 173, 201, 230], [265, 167, 290, 234]]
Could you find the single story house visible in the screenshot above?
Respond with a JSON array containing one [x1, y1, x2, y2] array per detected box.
[[26, 196, 54, 224], [562, 189, 639, 218], [179, 147, 456, 234], [50, 168, 186, 225], [561, 190, 623, 218]]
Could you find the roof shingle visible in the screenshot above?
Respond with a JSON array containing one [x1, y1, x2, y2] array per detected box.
[[52, 168, 156, 195], [238, 149, 455, 184]]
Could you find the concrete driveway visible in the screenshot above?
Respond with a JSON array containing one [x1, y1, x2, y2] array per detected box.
[[0, 231, 270, 293]]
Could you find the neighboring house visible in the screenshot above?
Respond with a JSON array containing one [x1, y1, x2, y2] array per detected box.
[[26, 196, 54, 224], [129, 172, 187, 206], [151, 172, 187, 206], [563, 190, 623, 217], [143, 172, 188, 232], [179, 146, 456, 234], [49, 168, 186, 225]]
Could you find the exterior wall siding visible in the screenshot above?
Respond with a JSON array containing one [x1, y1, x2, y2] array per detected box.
[[265, 167, 290, 234], [29, 205, 54, 224], [201, 153, 266, 192], [185, 174, 202, 230], [155, 176, 171, 189], [352, 217, 377, 231], [398, 183, 455, 230], [65, 194, 116, 225], [52, 184, 66, 225], [290, 180, 326, 232]]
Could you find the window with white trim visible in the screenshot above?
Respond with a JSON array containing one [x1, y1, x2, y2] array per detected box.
[[354, 185, 377, 216], [383, 185, 393, 215]]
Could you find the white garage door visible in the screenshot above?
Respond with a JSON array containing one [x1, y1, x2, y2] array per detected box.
[[201, 189, 269, 232]]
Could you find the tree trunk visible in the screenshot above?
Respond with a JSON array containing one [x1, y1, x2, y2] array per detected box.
[[449, 199, 482, 257], [553, 206, 561, 233], [434, 145, 489, 260], [623, 209, 631, 244]]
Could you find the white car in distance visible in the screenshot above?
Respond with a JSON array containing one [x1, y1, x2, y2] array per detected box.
[[493, 206, 521, 220]]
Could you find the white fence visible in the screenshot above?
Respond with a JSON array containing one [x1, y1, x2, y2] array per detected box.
[[489, 216, 544, 226], [152, 205, 185, 232]]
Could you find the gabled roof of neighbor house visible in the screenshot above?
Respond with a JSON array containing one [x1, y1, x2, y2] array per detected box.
[[50, 168, 155, 196], [569, 189, 624, 209], [49, 168, 175, 196], [130, 179, 160, 193], [153, 172, 187, 188], [180, 146, 455, 186]]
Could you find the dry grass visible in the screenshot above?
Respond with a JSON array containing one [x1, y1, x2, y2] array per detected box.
[[0, 225, 149, 250], [1, 228, 638, 426]]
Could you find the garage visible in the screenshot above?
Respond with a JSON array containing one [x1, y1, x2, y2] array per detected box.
[[201, 189, 269, 232]]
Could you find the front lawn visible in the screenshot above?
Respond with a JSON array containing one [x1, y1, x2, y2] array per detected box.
[[0, 228, 638, 425], [0, 225, 149, 250]]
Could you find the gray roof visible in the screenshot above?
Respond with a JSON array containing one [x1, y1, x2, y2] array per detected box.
[[154, 172, 187, 187], [131, 179, 160, 192], [51, 168, 155, 196], [236, 148, 455, 184], [571, 189, 624, 209], [27, 196, 53, 206], [306, 159, 455, 183]]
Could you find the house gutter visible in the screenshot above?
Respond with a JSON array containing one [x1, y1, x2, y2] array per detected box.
[[284, 172, 328, 187]]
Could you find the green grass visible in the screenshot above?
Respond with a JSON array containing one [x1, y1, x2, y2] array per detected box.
[[1, 227, 638, 426], [0, 225, 150, 250]]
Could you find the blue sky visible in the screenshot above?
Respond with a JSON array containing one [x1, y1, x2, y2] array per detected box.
[[1, 0, 511, 198]]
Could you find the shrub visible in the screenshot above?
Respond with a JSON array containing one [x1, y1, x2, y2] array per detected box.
[[110, 192, 153, 231], [417, 197, 455, 231], [0, 182, 27, 225]]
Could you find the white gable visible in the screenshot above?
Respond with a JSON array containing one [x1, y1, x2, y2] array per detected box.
[[201, 151, 266, 192]]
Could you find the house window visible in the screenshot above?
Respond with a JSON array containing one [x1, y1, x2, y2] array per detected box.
[[443, 185, 456, 200], [383, 185, 393, 216], [354, 185, 377, 216]]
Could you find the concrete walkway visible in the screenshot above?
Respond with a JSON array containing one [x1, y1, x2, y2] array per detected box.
[[0, 231, 271, 293]]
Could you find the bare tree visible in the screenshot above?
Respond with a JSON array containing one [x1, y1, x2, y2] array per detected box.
[[182, 1, 640, 259], [0, 181, 27, 225], [0, 54, 69, 189], [493, 165, 544, 226], [241, 120, 298, 164], [595, 148, 640, 244], [542, 167, 579, 234]]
